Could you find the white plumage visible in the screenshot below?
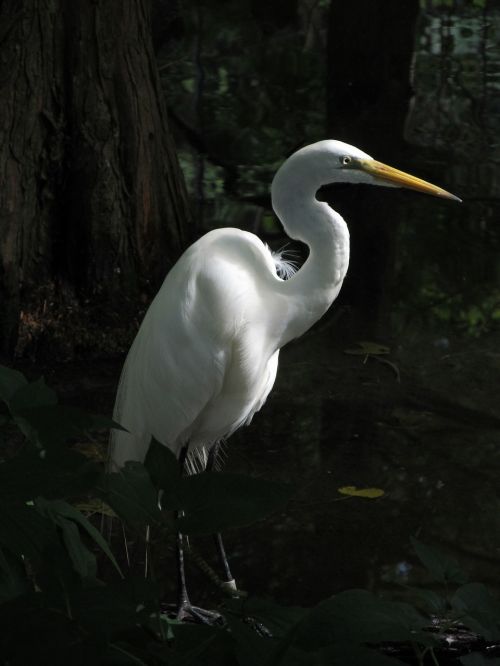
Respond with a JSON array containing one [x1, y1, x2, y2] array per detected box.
[[109, 140, 458, 471], [110, 228, 286, 468]]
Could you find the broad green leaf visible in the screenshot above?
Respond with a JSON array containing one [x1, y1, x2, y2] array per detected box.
[[34, 404, 125, 439], [225, 615, 278, 666], [0, 449, 101, 502], [227, 596, 306, 637], [35, 498, 122, 577], [8, 377, 60, 445], [291, 590, 431, 651], [0, 503, 55, 562], [106, 644, 149, 665], [83, 411, 127, 432], [405, 586, 447, 615], [9, 376, 57, 412], [35, 534, 83, 603], [11, 404, 123, 449], [168, 623, 236, 666], [176, 472, 292, 535], [0, 547, 30, 603], [73, 579, 152, 637], [99, 462, 162, 527], [273, 645, 322, 665], [56, 515, 97, 578], [0, 365, 27, 403], [452, 583, 500, 640], [0, 593, 85, 665], [319, 643, 408, 665], [144, 437, 182, 493], [460, 653, 500, 666], [0, 546, 12, 578], [337, 486, 384, 499], [411, 538, 467, 584]]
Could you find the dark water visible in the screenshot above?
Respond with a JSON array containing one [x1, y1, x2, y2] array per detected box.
[[177, 4, 500, 607], [51, 4, 500, 608]]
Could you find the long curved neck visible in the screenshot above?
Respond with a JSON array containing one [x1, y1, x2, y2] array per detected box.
[[272, 187, 350, 347]]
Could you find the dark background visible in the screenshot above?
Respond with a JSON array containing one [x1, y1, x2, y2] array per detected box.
[[1, 0, 499, 606]]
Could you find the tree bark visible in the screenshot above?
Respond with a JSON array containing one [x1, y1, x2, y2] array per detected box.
[[0, 0, 191, 358]]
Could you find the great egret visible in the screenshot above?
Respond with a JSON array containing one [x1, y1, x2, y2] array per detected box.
[[109, 139, 459, 616]]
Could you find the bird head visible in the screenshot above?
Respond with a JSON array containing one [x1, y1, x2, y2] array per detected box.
[[274, 140, 461, 202]]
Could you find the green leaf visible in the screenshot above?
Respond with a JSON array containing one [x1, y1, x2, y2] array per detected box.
[[0, 503, 55, 562], [227, 596, 306, 637], [1, 368, 122, 450], [35, 498, 122, 577], [0, 546, 13, 578], [411, 538, 467, 584], [460, 654, 500, 666], [273, 645, 322, 665], [0, 547, 30, 603], [0, 365, 27, 403], [35, 405, 125, 440], [105, 643, 150, 665], [176, 472, 292, 535], [291, 590, 431, 652], [452, 583, 500, 640], [168, 624, 235, 666], [35, 535, 81, 603], [0, 449, 101, 502], [10, 404, 123, 449], [57, 515, 97, 578], [0, 593, 85, 665], [73, 579, 152, 637], [9, 376, 57, 412], [319, 643, 408, 665], [84, 411, 127, 432], [100, 462, 162, 527], [144, 437, 181, 492], [405, 586, 447, 615], [225, 615, 278, 666]]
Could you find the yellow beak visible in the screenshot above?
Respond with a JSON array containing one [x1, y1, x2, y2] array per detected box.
[[360, 159, 461, 202]]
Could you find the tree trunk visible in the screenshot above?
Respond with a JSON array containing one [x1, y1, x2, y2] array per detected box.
[[0, 0, 191, 358]]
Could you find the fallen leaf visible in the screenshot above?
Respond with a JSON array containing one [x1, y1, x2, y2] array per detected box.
[[343, 341, 390, 356], [338, 486, 385, 499]]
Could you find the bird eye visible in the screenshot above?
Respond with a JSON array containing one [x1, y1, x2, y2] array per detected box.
[[341, 155, 352, 166]]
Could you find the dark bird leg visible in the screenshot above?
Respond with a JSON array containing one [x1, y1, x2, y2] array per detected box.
[[175, 444, 221, 624], [176, 444, 191, 618], [207, 442, 237, 594]]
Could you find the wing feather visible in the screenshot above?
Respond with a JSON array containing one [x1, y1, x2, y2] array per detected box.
[[109, 228, 282, 469]]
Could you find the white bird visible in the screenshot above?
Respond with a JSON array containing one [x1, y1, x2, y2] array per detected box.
[[109, 140, 459, 619], [109, 139, 458, 474]]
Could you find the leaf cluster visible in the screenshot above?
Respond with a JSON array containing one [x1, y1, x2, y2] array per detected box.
[[0, 365, 291, 664], [1, 365, 500, 665]]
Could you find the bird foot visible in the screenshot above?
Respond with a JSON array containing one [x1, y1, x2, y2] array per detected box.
[[176, 601, 225, 626]]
